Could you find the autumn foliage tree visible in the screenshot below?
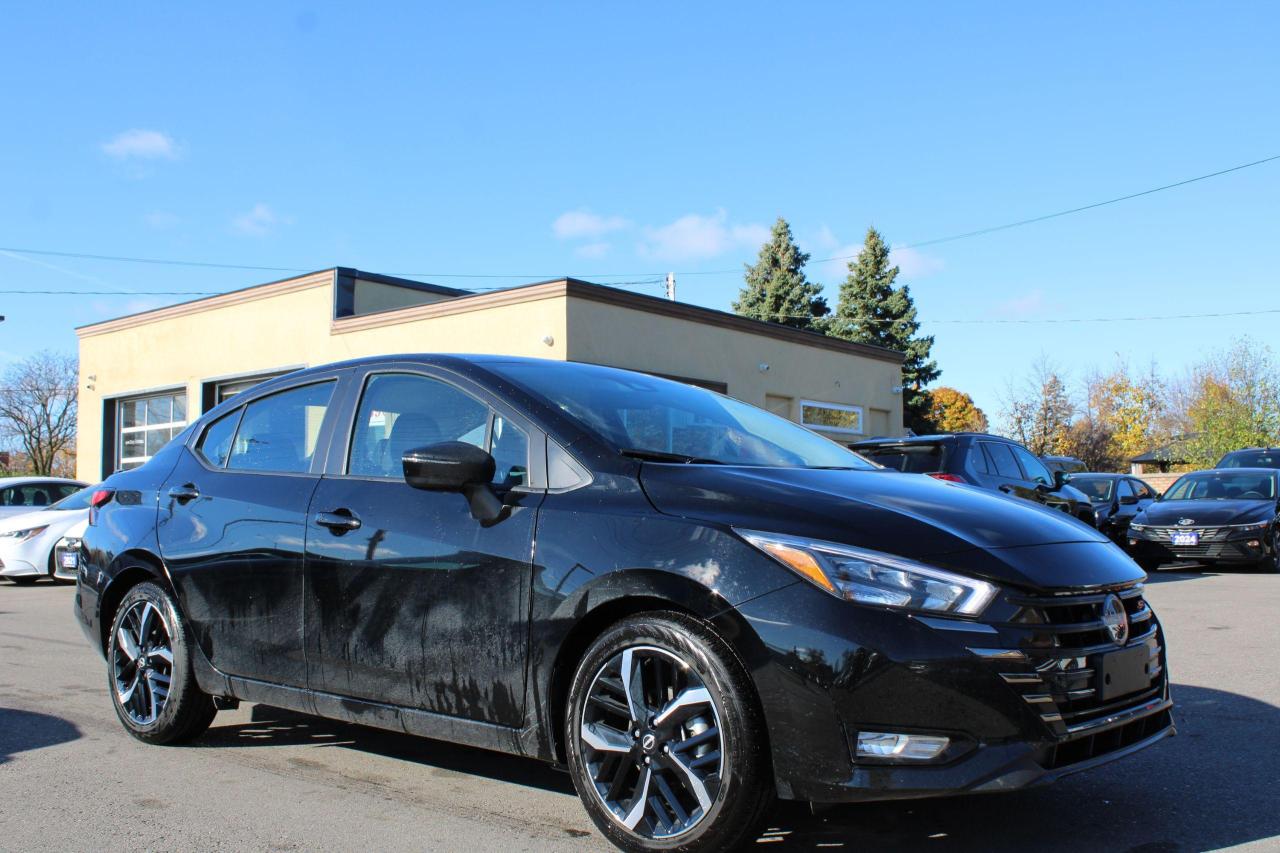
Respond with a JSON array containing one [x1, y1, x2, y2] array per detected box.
[[1177, 338, 1280, 467], [1001, 358, 1074, 456], [926, 387, 989, 433]]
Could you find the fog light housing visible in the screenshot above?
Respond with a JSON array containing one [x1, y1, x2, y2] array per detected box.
[[856, 731, 950, 761], [1247, 539, 1261, 548]]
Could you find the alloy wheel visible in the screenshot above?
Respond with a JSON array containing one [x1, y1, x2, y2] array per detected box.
[[111, 600, 174, 726], [577, 645, 724, 840]]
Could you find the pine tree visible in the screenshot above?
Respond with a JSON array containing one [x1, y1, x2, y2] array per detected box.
[[733, 217, 828, 331], [829, 227, 940, 432]]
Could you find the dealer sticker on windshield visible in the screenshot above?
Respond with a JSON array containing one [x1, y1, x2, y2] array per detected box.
[[1171, 531, 1199, 547]]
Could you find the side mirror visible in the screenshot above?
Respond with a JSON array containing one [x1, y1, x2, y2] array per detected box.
[[1052, 471, 1067, 490], [403, 442, 503, 522], [1120, 494, 1138, 506]]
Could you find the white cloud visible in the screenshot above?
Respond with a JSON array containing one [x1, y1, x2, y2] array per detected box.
[[143, 210, 180, 229], [889, 245, 945, 278], [102, 129, 179, 160], [231, 203, 281, 237], [553, 209, 630, 240], [638, 209, 769, 262], [574, 241, 611, 259], [992, 289, 1057, 319]]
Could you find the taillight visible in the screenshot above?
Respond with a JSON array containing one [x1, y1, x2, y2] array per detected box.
[[88, 489, 115, 525], [928, 472, 965, 483]]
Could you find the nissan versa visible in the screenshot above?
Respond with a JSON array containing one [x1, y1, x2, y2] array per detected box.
[[74, 356, 1173, 852]]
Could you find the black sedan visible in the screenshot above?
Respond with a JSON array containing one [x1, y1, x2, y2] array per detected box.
[[1128, 468, 1280, 573], [74, 356, 1172, 852], [1066, 473, 1159, 543]]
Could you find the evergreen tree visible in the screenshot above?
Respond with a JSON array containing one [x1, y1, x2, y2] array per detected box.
[[733, 217, 828, 331], [829, 227, 940, 432]]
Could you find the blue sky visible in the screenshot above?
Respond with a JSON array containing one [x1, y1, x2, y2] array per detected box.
[[2, 3, 1278, 422]]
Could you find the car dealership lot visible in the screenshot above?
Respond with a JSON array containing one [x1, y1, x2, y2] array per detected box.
[[2, 570, 1277, 852]]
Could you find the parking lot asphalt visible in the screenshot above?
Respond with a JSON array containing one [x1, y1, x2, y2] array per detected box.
[[1, 569, 1277, 852]]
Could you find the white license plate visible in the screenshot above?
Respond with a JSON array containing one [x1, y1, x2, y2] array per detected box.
[[1171, 532, 1199, 547], [59, 552, 79, 569]]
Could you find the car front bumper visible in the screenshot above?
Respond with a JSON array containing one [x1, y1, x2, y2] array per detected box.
[[733, 580, 1174, 803], [1128, 533, 1267, 565]]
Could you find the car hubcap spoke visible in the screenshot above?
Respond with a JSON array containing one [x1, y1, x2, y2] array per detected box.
[[111, 599, 174, 726], [578, 645, 724, 840]]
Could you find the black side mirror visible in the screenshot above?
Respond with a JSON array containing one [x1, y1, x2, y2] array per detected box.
[[1120, 494, 1138, 506], [403, 442, 503, 522], [1052, 470, 1067, 490]]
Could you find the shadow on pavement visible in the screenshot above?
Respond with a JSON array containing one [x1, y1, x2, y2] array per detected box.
[[0, 707, 82, 765], [197, 704, 574, 795], [757, 683, 1279, 850]]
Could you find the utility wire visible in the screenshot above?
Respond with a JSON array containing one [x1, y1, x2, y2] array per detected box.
[[741, 306, 1280, 325], [0, 279, 669, 298], [1, 152, 1276, 284]]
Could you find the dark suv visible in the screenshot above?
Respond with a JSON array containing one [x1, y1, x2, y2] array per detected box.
[[1216, 448, 1280, 469], [76, 359, 1167, 852], [852, 434, 1097, 526]]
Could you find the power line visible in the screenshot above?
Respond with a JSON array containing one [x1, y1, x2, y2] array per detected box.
[[0, 278, 669, 298], [743, 306, 1280, 325]]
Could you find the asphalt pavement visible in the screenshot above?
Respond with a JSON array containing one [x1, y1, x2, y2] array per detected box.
[[2, 568, 1277, 852]]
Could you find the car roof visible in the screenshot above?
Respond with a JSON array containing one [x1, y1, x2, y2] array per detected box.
[[1067, 472, 1127, 479], [1222, 447, 1280, 453], [0, 476, 86, 487], [1181, 467, 1278, 476], [852, 432, 1007, 446]]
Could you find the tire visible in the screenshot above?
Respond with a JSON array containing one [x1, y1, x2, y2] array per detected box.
[[564, 611, 774, 853], [1255, 533, 1280, 574], [1136, 557, 1162, 573], [105, 580, 216, 744]]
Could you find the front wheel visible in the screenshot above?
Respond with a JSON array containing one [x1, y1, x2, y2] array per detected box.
[[1255, 533, 1280, 574], [106, 580, 216, 744], [565, 612, 774, 852]]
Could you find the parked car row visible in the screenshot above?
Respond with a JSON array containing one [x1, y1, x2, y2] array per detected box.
[[0, 476, 91, 585]]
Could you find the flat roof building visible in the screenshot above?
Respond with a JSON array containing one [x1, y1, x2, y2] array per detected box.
[[75, 268, 904, 481]]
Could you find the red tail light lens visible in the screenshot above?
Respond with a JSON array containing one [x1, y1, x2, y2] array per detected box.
[[928, 473, 965, 483], [88, 489, 115, 525]]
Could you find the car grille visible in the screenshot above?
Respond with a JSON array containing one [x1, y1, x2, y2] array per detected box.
[[990, 583, 1170, 761], [1141, 526, 1229, 543]]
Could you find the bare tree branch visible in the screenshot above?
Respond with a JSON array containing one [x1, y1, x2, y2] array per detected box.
[[0, 351, 78, 476]]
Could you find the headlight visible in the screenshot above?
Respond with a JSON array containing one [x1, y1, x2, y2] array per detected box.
[[1, 525, 48, 542], [736, 529, 998, 616], [1232, 522, 1270, 535]]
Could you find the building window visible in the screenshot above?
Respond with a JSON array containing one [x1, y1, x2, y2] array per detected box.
[[799, 400, 863, 435], [117, 390, 187, 470], [201, 371, 294, 412]]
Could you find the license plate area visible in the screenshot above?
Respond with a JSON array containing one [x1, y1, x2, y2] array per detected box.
[[59, 551, 78, 569], [1171, 531, 1199, 546], [1099, 643, 1151, 701]]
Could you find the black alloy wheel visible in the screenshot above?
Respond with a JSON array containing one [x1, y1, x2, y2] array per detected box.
[[106, 580, 217, 744], [566, 612, 773, 852], [1259, 530, 1280, 574]]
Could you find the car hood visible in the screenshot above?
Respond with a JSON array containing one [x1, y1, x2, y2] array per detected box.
[[1137, 499, 1276, 527], [639, 465, 1135, 592], [0, 508, 88, 535]]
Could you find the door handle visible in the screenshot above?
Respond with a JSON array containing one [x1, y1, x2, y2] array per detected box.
[[998, 485, 1014, 494], [168, 484, 200, 503], [314, 510, 361, 533]]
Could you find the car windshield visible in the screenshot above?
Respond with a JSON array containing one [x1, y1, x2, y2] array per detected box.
[[857, 443, 948, 473], [1163, 471, 1277, 501], [1068, 476, 1114, 503], [1218, 450, 1280, 469], [487, 361, 875, 469], [50, 487, 94, 511]]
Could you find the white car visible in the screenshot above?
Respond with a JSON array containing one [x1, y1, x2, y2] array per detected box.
[[0, 486, 92, 585], [0, 476, 87, 520]]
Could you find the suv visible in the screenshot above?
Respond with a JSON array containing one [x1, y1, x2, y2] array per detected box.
[[1216, 448, 1280, 469], [75, 357, 1168, 852], [852, 434, 1096, 526]]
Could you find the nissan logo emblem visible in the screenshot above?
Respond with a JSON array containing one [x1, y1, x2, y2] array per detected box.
[[1101, 594, 1129, 646], [640, 733, 657, 753]]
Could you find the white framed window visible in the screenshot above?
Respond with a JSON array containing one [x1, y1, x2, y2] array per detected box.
[[118, 390, 188, 470], [799, 400, 864, 435]]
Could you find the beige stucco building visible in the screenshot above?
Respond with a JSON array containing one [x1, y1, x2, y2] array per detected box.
[[75, 268, 904, 482]]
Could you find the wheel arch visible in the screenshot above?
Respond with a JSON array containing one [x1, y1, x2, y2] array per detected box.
[[542, 570, 769, 767], [97, 549, 174, 654]]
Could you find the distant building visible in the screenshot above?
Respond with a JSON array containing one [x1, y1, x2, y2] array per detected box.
[[75, 268, 905, 481], [1130, 437, 1193, 475]]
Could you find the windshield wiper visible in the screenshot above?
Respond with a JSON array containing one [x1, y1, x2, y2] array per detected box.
[[620, 449, 723, 465]]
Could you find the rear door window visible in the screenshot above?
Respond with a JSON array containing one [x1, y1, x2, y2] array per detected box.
[[226, 382, 335, 474], [1012, 447, 1053, 486], [982, 442, 1023, 479]]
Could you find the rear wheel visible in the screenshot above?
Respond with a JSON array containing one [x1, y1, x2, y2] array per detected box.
[[106, 580, 216, 744], [565, 612, 773, 852]]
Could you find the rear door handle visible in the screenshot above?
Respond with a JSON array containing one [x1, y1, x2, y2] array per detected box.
[[314, 510, 361, 533], [168, 484, 200, 503], [998, 485, 1014, 494]]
